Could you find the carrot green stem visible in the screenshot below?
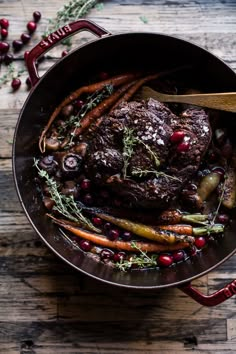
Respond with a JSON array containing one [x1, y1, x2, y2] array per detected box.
[[193, 224, 224, 236]]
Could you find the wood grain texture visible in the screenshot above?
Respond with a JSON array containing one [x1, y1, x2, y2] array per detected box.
[[0, 0, 236, 353]]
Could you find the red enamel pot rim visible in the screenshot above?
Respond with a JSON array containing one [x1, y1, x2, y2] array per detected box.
[[12, 19, 236, 306]]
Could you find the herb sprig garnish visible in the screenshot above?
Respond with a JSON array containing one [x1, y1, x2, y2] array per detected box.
[[122, 127, 180, 181], [116, 242, 157, 271], [0, 64, 25, 88], [34, 159, 100, 233], [66, 84, 113, 147], [43, 0, 99, 47]]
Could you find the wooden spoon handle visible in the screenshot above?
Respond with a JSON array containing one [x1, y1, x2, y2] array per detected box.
[[143, 87, 236, 112], [164, 92, 236, 112]]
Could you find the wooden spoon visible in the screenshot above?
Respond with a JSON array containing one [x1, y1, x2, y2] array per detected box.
[[140, 86, 236, 113]]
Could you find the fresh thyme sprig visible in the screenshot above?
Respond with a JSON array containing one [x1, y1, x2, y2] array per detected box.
[[43, 0, 99, 47], [0, 64, 25, 88], [132, 168, 181, 182], [122, 127, 179, 181], [34, 159, 100, 232], [67, 84, 113, 147], [116, 242, 157, 271], [122, 127, 137, 178]]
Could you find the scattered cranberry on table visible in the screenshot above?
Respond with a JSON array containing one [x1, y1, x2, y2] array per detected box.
[[21, 33, 31, 44], [27, 21, 37, 34], [0, 41, 9, 53], [11, 78, 21, 91], [4, 53, 13, 65], [33, 11, 41, 22], [0, 18, 9, 29], [12, 39, 23, 51], [62, 50, 68, 57], [1, 28, 8, 39]]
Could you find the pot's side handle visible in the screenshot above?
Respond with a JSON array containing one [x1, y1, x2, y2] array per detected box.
[[26, 19, 111, 86], [179, 279, 236, 306]]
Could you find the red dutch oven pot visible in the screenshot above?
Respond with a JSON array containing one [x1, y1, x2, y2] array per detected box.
[[13, 20, 236, 306]]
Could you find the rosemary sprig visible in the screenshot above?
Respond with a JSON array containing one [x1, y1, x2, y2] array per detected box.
[[43, 0, 99, 46], [116, 242, 157, 271], [34, 159, 100, 232]]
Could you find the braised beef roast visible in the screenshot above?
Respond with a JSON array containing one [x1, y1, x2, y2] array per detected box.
[[84, 98, 211, 208]]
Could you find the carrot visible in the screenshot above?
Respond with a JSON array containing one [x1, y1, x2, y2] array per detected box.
[[159, 224, 193, 235], [96, 213, 194, 245], [39, 72, 140, 153], [110, 65, 190, 111], [159, 224, 224, 235], [157, 210, 209, 225], [70, 80, 138, 138], [48, 215, 191, 252]]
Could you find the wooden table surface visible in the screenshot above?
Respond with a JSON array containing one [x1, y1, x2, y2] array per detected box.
[[1, 0, 236, 353]]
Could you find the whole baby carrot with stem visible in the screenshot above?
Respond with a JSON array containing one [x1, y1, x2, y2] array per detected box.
[[39, 72, 140, 153], [47, 214, 191, 252], [159, 224, 224, 235], [95, 213, 194, 245]]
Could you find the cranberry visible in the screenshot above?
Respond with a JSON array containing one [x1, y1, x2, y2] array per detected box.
[[24, 51, 30, 61], [194, 236, 206, 249], [21, 33, 31, 44], [188, 245, 197, 257], [83, 193, 93, 205], [75, 99, 84, 109], [4, 53, 13, 65], [79, 239, 92, 251], [0, 18, 9, 29], [0, 41, 9, 53], [61, 50, 68, 57], [100, 248, 114, 260], [92, 217, 103, 226], [27, 21, 37, 33], [211, 166, 225, 178], [216, 214, 229, 224], [172, 250, 185, 262], [1, 28, 8, 39], [121, 231, 132, 241], [80, 179, 91, 190], [11, 78, 21, 91], [158, 254, 174, 267], [108, 229, 120, 241], [33, 11, 41, 22], [170, 131, 185, 143], [12, 40, 23, 51], [25, 77, 32, 89], [99, 71, 109, 80], [113, 252, 126, 262], [104, 222, 112, 231], [176, 141, 190, 152]]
